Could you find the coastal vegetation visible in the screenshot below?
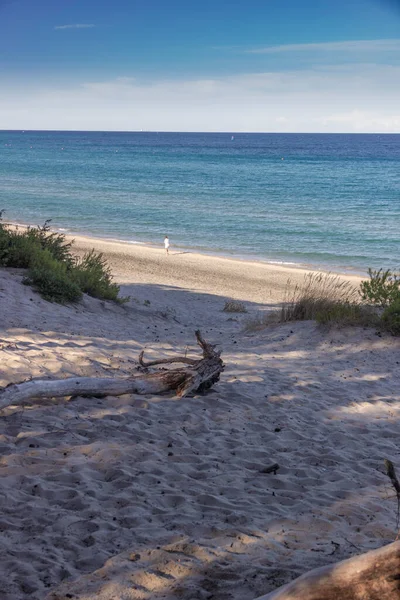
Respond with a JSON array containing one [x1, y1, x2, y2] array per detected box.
[[223, 300, 247, 313], [278, 270, 400, 334], [0, 214, 126, 304], [360, 268, 400, 308], [280, 272, 359, 323]]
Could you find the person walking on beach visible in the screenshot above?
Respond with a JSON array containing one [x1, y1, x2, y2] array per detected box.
[[164, 235, 170, 255]]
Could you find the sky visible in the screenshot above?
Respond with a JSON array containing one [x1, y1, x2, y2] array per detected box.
[[0, 0, 400, 132]]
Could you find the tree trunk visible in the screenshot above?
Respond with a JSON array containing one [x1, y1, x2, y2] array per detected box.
[[254, 541, 400, 600], [0, 330, 224, 410]]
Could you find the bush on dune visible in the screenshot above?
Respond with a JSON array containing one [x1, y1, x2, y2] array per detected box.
[[0, 212, 126, 304], [24, 219, 75, 267], [24, 249, 82, 304], [72, 249, 128, 304], [0, 214, 74, 269], [0, 231, 41, 268], [360, 268, 400, 308]]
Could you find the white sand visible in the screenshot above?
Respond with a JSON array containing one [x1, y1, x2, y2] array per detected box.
[[0, 239, 399, 600]]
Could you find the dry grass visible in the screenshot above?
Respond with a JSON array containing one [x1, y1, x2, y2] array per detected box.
[[243, 311, 277, 332], [223, 300, 247, 313], [316, 303, 380, 327], [280, 272, 359, 322]]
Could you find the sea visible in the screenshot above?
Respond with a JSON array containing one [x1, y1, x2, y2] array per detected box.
[[0, 130, 399, 275]]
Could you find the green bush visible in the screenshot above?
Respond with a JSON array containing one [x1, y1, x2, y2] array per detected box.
[[1, 231, 42, 268], [0, 217, 74, 269], [0, 225, 11, 263], [24, 249, 82, 304], [0, 212, 16, 264], [360, 268, 400, 308], [0, 212, 126, 304], [381, 299, 400, 335], [72, 249, 126, 303], [25, 219, 74, 266]]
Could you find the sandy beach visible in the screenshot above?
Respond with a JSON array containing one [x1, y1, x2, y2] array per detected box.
[[1, 235, 399, 600], [72, 233, 365, 304]]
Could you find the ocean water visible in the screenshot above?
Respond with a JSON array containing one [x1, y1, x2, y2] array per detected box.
[[0, 130, 399, 274]]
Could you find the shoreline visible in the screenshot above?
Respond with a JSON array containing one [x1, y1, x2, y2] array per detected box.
[[70, 231, 365, 306], [8, 219, 369, 285]]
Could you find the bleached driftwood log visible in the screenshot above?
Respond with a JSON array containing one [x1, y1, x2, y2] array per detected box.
[[0, 330, 223, 410], [254, 541, 400, 600]]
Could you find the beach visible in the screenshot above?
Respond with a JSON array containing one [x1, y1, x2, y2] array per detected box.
[[72, 233, 365, 304], [1, 234, 399, 600]]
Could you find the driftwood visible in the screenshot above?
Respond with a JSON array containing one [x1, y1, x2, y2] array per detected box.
[[0, 330, 224, 410], [254, 541, 400, 600]]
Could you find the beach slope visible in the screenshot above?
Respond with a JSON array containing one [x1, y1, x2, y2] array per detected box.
[[0, 242, 399, 600]]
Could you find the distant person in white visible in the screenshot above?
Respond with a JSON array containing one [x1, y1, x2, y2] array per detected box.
[[164, 235, 170, 255]]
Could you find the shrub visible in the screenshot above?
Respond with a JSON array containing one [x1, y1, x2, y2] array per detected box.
[[0, 212, 126, 304], [0, 231, 41, 268], [223, 300, 247, 313], [381, 299, 400, 335], [0, 217, 74, 269], [360, 268, 400, 308], [0, 228, 11, 264], [25, 219, 74, 267], [280, 272, 359, 322], [24, 249, 82, 304], [72, 249, 126, 303]]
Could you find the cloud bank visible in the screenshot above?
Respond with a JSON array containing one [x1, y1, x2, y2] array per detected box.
[[1, 43, 400, 132]]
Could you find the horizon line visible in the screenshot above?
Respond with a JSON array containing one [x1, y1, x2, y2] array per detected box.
[[1, 129, 400, 135]]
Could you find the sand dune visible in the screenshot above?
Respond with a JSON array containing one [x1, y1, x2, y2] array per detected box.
[[0, 241, 399, 600]]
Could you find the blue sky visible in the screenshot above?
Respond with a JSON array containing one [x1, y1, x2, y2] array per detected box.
[[1, 0, 400, 131]]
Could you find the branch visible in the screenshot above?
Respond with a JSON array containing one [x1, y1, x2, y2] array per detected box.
[[195, 329, 220, 359], [0, 330, 224, 409], [138, 351, 197, 368]]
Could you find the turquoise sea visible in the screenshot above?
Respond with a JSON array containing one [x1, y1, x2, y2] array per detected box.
[[0, 131, 399, 274]]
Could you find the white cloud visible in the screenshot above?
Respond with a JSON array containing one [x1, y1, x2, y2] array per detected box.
[[54, 24, 95, 30], [315, 110, 400, 132], [1, 63, 400, 132], [245, 38, 400, 54]]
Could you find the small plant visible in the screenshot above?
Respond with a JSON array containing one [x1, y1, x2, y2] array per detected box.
[[280, 272, 359, 322], [381, 298, 400, 335], [24, 249, 82, 304], [360, 268, 400, 308], [144, 299, 151, 306], [223, 300, 247, 313]]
